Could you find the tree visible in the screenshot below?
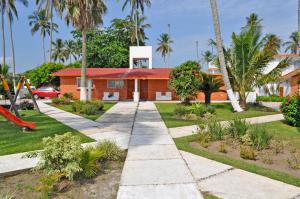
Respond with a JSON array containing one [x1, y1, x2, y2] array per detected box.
[[169, 61, 202, 104], [63, 0, 107, 101], [52, 38, 66, 63], [64, 39, 77, 63], [198, 73, 224, 104], [120, 0, 151, 46], [202, 50, 214, 67], [283, 32, 299, 54], [1, 0, 6, 74], [156, 33, 173, 65], [209, 0, 243, 112], [5, 0, 28, 92], [298, 0, 300, 54], [223, 14, 289, 108], [29, 10, 58, 63]]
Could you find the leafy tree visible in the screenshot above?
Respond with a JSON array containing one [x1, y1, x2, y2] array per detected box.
[[52, 38, 67, 63], [64, 39, 78, 63], [156, 33, 173, 64], [202, 50, 214, 67], [24, 62, 64, 88], [198, 73, 224, 104], [29, 10, 58, 63], [283, 32, 299, 54], [169, 61, 202, 103]]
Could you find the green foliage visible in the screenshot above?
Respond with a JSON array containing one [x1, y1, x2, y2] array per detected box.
[[256, 95, 286, 102], [287, 152, 300, 170], [207, 119, 224, 141], [190, 103, 215, 117], [71, 100, 104, 115], [248, 125, 273, 151], [281, 96, 300, 127], [52, 97, 70, 105], [260, 151, 274, 165], [270, 140, 284, 154], [37, 133, 82, 180], [218, 143, 227, 153], [96, 140, 124, 161], [25, 62, 64, 87], [198, 133, 210, 148], [19, 100, 34, 110], [35, 172, 63, 197], [82, 103, 98, 115], [90, 100, 104, 111], [63, 92, 73, 99], [173, 105, 190, 118], [227, 118, 249, 140], [71, 100, 85, 113], [169, 61, 201, 103], [79, 146, 104, 178], [240, 145, 257, 160]]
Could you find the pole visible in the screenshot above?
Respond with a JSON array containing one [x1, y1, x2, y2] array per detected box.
[[168, 24, 171, 68]]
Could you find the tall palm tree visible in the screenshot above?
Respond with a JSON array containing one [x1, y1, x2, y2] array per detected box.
[[126, 12, 150, 45], [52, 38, 66, 63], [156, 33, 173, 65], [64, 0, 107, 101], [202, 50, 213, 67], [1, 0, 7, 77], [64, 39, 77, 63], [283, 32, 299, 54], [298, 0, 300, 54], [35, 0, 63, 62], [209, 0, 243, 112], [6, 0, 28, 92], [29, 10, 58, 63], [120, 0, 151, 46]]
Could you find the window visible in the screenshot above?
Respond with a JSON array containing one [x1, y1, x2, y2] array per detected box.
[[76, 78, 93, 88], [107, 80, 124, 88]]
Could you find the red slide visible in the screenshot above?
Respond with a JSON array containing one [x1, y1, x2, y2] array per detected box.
[[0, 105, 36, 129]]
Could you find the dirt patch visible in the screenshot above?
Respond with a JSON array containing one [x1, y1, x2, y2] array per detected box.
[[0, 161, 124, 199], [190, 141, 300, 178]]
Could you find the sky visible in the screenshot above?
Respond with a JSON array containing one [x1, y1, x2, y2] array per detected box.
[[0, 0, 297, 73]]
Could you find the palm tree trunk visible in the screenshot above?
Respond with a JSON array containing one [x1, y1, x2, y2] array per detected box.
[[8, 19, 16, 92], [49, 1, 53, 62], [42, 36, 46, 63], [135, 9, 139, 46], [80, 29, 87, 101], [204, 92, 211, 105], [1, 11, 5, 69], [298, 0, 300, 54], [209, 0, 243, 112]]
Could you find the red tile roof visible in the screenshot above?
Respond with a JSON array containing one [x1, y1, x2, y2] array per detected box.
[[281, 68, 300, 79], [52, 68, 173, 80]]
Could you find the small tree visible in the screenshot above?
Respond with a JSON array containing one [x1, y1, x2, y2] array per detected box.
[[169, 61, 201, 103], [198, 73, 224, 104]]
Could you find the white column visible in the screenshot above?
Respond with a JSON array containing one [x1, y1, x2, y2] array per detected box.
[[87, 80, 92, 101], [133, 79, 140, 102]]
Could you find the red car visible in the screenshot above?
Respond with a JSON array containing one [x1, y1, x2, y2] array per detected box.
[[32, 87, 60, 99]]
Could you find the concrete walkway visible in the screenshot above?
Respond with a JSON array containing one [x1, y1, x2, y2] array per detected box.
[[180, 151, 300, 199], [117, 102, 203, 199], [169, 114, 284, 138]]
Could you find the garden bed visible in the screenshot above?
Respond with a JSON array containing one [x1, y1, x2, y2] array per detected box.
[[174, 120, 300, 187], [156, 102, 278, 128]]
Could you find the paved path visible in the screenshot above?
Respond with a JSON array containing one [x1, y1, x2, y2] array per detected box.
[[169, 114, 284, 138], [117, 102, 203, 199], [0, 101, 137, 176], [180, 151, 300, 199]]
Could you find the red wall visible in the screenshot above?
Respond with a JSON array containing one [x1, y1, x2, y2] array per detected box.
[[291, 75, 299, 96]]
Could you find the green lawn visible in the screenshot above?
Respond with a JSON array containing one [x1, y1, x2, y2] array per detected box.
[[155, 103, 278, 128], [0, 110, 94, 156], [174, 120, 300, 187], [53, 102, 115, 121]]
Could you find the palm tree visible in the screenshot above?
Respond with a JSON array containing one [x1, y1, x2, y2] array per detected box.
[[64, 0, 107, 101], [127, 13, 150, 45], [198, 72, 224, 104], [120, 0, 151, 46], [29, 10, 58, 63], [36, 0, 63, 62], [0, 63, 8, 75], [209, 0, 243, 112], [64, 39, 77, 63], [52, 38, 66, 63], [298, 0, 300, 54], [156, 33, 173, 64], [1, 0, 7, 78], [202, 50, 214, 67], [283, 32, 299, 54]]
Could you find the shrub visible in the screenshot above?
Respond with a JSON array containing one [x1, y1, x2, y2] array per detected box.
[[287, 152, 300, 170], [79, 146, 104, 178], [71, 100, 85, 113], [218, 143, 227, 153], [227, 118, 249, 140], [173, 105, 190, 118], [51, 97, 70, 105], [248, 125, 272, 151], [96, 140, 124, 161], [63, 92, 73, 100], [35, 172, 63, 197], [91, 100, 104, 111], [207, 119, 224, 141], [190, 103, 215, 117], [37, 133, 82, 180], [270, 140, 284, 154], [240, 134, 253, 146], [260, 151, 274, 165], [19, 100, 34, 110], [281, 95, 300, 127], [198, 133, 210, 148], [240, 145, 257, 160], [82, 103, 98, 115], [256, 95, 286, 102]]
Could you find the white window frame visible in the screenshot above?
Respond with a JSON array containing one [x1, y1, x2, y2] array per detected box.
[[76, 77, 94, 88], [107, 80, 124, 89]]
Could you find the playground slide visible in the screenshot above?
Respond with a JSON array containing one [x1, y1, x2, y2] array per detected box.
[[0, 105, 36, 129]]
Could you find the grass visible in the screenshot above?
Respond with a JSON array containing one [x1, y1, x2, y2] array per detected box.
[[53, 102, 115, 121], [0, 110, 94, 156], [203, 193, 220, 199], [174, 121, 300, 187], [155, 103, 278, 128]]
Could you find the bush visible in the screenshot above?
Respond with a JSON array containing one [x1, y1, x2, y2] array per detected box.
[[198, 133, 210, 148], [270, 140, 284, 154], [257, 95, 286, 102], [96, 140, 124, 161], [91, 100, 104, 111], [19, 100, 34, 110], [227, 118, 249, 140], [173, 105, 190, 118], [218, 143, 227, 153], [51, 97, 70, 105], [37, 133, 82, 180], [79, 146, 104, 178], [287, 152, 300, 170], [240, 145, 257, 160], [248, 125, 272, 151], [281, 96, 300, 127], [207, 119, 224, 141], [260, 151, 274, 165], [63, 92, 73, 100], [82, 103, 98, 115], [190, 103, 215, 117], [71, 100, 85, 113]]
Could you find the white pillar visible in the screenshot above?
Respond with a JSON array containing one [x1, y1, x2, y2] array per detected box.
[[133, 79, 140, 102], [87, 80, 92, 101]]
